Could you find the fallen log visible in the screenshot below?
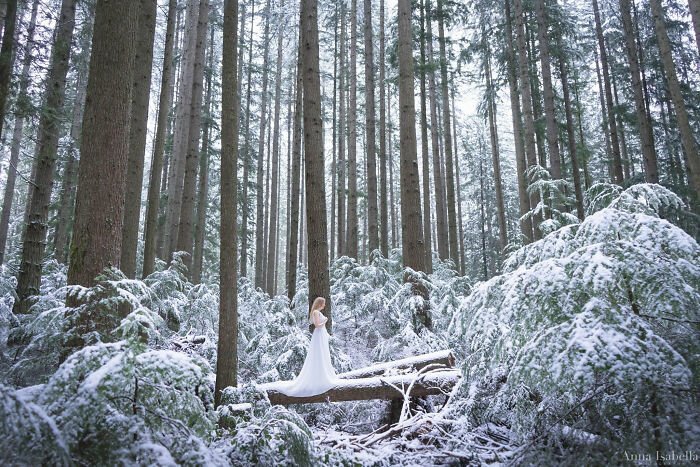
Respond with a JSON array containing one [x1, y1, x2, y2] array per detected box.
[[337, 350, 455, 379], [258, 369, 460, 405]]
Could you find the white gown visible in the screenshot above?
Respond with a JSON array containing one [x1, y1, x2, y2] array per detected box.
[[277, 310, 338, 397]]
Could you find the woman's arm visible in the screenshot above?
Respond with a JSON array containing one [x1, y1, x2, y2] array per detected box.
[[312, 310, 327, 327]]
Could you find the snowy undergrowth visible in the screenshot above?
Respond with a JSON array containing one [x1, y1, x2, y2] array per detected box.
[[448, 184, 700, 464]]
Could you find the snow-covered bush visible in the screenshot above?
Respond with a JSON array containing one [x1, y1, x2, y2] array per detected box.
[[449, 184, 700, 462]]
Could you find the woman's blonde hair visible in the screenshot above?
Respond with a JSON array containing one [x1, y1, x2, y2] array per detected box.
[[309, 296, 326, 317]]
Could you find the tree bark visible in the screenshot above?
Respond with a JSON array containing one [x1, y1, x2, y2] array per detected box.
[[418, 0, 433, 272], [0, 0, 38, 265], [513, 0, 542, 240], [66, 0, 136, 291], [192, 25, 215, 285], [163, 0, 200, 258], [266, 0, 285, 295], [534, 0, 562, 181], [121, 0, 158, 278], [689, 0, 700, 54], [142, 0, 177, 278], [176, 0, 209, 273], [388, 85, 398, 248], [287, 21, 303, 301], [378, 0, 389, 258], [302, 0, 332, 330], [346, 0, 359, 260], [364, 0, 379, 255], [650, 0, 700, 198], [338, 350, 455, 379], [620, 0, 658, 183], [0, 0, 17, 140], [504, 0, 532, 244], [436, 0, 458, 267], [14, 0, 77, 313], [592, 0, 624, 184], [425, 0, 448, 260], [398, 0, 426, 273], [240, 0, 255, 279], [336, 3, 346, 258], [254, 0, 272, 289], [216, 0, 240, 406]]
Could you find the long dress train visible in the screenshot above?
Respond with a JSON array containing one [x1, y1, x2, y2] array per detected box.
[[277, 310, 338, 397]]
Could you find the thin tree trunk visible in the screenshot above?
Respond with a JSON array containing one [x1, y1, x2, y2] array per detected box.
[[558, 50, 585, 220], [66, 0, 136, 292], [451, 82, 465, 274], [425, 0, 448, 260], [620, 0, 658, 183], [388, 85, 398, 248], [240, 0, 255, 278], [479, 157, 487, 280], [301, 0, 332, 330], [163, 0, 200, 258], [418, 0, 433, 272], [176, 0, 209, 273], [216, 0, 240, 406], [143, 0, 177, 277], [534, 0, 561, 181], [378, 0, 389, 257], [650, 0, 700, 198], [484, 36, 508, 253], [255, 0, 272, 289], [121, 0, 158, 278], [330, 14, 337, 261], [513, 0, 543, 240], [436, 0, 458, 266], [192, 24, 215, 285], [15, 0, 77, 313], [266, 0, 285, 295], [504, 0, 532, 244], [0, 0, 17, 140], [593, 45, 613, 179], [337, 3, 346, 257], [0, 0, 38, 264], [346, 0, 359, 259], [592, 0, 624, 184], [689, 0, 700, 54], [287, 19, 303, 301], [364, 0, 379, 255]]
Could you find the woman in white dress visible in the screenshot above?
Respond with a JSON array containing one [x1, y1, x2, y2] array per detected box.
[[278, 297, 338, 397]]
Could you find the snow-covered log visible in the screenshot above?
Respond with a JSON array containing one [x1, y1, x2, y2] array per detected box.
[[258, 369, 460, 405], [336, 350, 456, 379]]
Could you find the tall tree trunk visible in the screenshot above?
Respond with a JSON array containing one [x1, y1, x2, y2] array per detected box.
[[558, 50, 585, 220], [240, 0, 255, 278], [364, 0, 379, 255], [513, 0, 543, 240], [484, 38, 508, 253], [0, 0, 38, 264], [620, 0, 658, 183], [14, 0, 77, 313], [266, 0, 285, 295], [142, 0, 177, 278], [650, 0, 700, 198], [163, 0, 201, 258], [176, 0, 209, 273], [425, 0, 448, 260], [301, 0, 332, 330], [216, 0, 240, 406], [478, 156, 488, 280], [504, 0, 532, 244], [66, 0, 136, 292], [378, 0, 389, 257], [121, 0, 158, 278], [534, 0, 562, 181], [398, 0, 426, 273], [287, 19, 303, 301], [436, 0, 458, 266], [593, 45, 613, 179], [346, 0, 359, 260], [592, 0, 624, 184], [452, 86, 465, 274], [388, 85, 398, 248], [192, 25, 215, 285], [337, 3, 346, 257], [418, 0, 433, 272], [254, 0, 272, 289], [0, 0, 17, 139], [330, 15, 337, 261]]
